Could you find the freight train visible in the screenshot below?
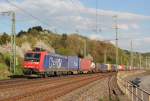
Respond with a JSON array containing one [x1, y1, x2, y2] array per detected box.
[[23, 49, 127, 77]]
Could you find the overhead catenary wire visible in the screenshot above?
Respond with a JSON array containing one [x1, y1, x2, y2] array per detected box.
[[69, 0, 88, 57], [70, 0, 96, 32], [69, 0, 83, 32], [96, 0, 98, 34], [95, 0, 103, 33], [0, 11, 12, 28], [6, 0, 54, 30]]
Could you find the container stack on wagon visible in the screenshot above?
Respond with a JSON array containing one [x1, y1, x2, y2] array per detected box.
[[98, 64, 108, 73], [118, 65, 125, 71], [44, 53, 68, 71], [68, 56, 80, 74], [80, 59, 92, 73], [111, 64, 118, 72]]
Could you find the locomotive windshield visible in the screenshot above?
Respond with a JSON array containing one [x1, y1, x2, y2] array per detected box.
[[24, 53, 41, 62]]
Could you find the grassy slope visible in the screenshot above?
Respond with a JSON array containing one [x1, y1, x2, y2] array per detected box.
[[0, 27, 144, 79], [0, 63, 11, 79]]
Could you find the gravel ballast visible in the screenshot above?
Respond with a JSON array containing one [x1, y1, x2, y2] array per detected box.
[[55, 75, 129, 101]]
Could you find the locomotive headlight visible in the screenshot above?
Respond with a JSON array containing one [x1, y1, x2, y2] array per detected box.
[[34, 62, 39, 65]]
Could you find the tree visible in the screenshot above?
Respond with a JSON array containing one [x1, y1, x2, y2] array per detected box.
[[0, 33, 10, 45], [28, 26, 43, 32], [61, 33, 68, 48], [33, 26, 43, 31], [17, 30, 26, 37]]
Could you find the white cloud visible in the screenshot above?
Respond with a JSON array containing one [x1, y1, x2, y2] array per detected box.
[[89, 34, 104, 40], [131, 24, 139, 29], [143, 37, 150, 43], [0, 0, 149, 31], [118, 24, 129, 30], [0, 0, 150, 52]]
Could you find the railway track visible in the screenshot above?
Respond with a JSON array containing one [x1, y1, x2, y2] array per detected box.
[[0, 73, 113, 101], [108, 74, 123, 101], [0, 78, 28, 85], [0, 74, 104, 89]]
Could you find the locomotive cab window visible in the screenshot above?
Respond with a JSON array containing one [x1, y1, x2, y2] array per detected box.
[[24, 53, 41, 62]]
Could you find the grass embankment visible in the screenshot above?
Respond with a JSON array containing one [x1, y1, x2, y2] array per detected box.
[[0, 53, 23, 80], [0, 63, 11, 80]]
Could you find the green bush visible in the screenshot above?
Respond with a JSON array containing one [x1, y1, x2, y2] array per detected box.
[[0, 63, 11, 79], [2, 53, 23, 75], [3, 53, 11, 67], [56, 47, 76, 56]]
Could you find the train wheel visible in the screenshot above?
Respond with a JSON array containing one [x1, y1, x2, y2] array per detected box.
[[42, 73, 48, 78]]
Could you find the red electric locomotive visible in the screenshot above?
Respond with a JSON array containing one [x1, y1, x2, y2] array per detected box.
[[23, 48, 48, 75]]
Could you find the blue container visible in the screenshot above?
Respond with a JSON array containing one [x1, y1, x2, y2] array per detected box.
[[99, 64, 108, 72], [68, 56, 79, 71], [44, 53, 68, 69], [111, 64, 117, 72]]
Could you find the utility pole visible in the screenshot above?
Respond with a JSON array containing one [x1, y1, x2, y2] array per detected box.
[[76, 30, 87, 58], [147, 56, 150, 69], [104, 49, 107, 64], [96, 0, 98, 34], [120, 56, 122, 65], [139, 54, 142, 70], [12, 11, 16, 74], [0, 11, 16, 74], [130, 40, 133, 70], [146, 56, 148, 70], [84, 39, 87, 58], [113, 15, 119, 69]]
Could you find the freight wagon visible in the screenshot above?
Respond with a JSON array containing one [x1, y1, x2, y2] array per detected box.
[[111, 64, 118, 72], [44, 53, 69, 76], [118, 65, 125, 71], [95, 64, 118, 73], [80, 59, 92, 73], [99, 64, 108, 73]]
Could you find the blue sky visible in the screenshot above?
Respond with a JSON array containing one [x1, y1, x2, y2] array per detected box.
[[0, 0, 150, 52], [81, 0, 150, 16]]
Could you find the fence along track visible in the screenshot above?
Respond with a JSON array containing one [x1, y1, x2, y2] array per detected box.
[[117, 77, 150, 101]]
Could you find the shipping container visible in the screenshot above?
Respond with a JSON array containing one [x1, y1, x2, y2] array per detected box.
[[118, 65, 125, 71], [44, 53, 68, 71], [118, 65, 121, 70], [68, 56, 79, 71], [121, 65, 125, 71], [95, 63, 100, 72], [99, 64, 108, 72], [111, 64, 117, 72], [91, 62, 96, 69], [106, 64, 111, 71], [80, 59, 92, 72]]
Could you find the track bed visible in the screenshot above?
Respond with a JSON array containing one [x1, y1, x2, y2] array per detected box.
[[0, 73, 113, 101]]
